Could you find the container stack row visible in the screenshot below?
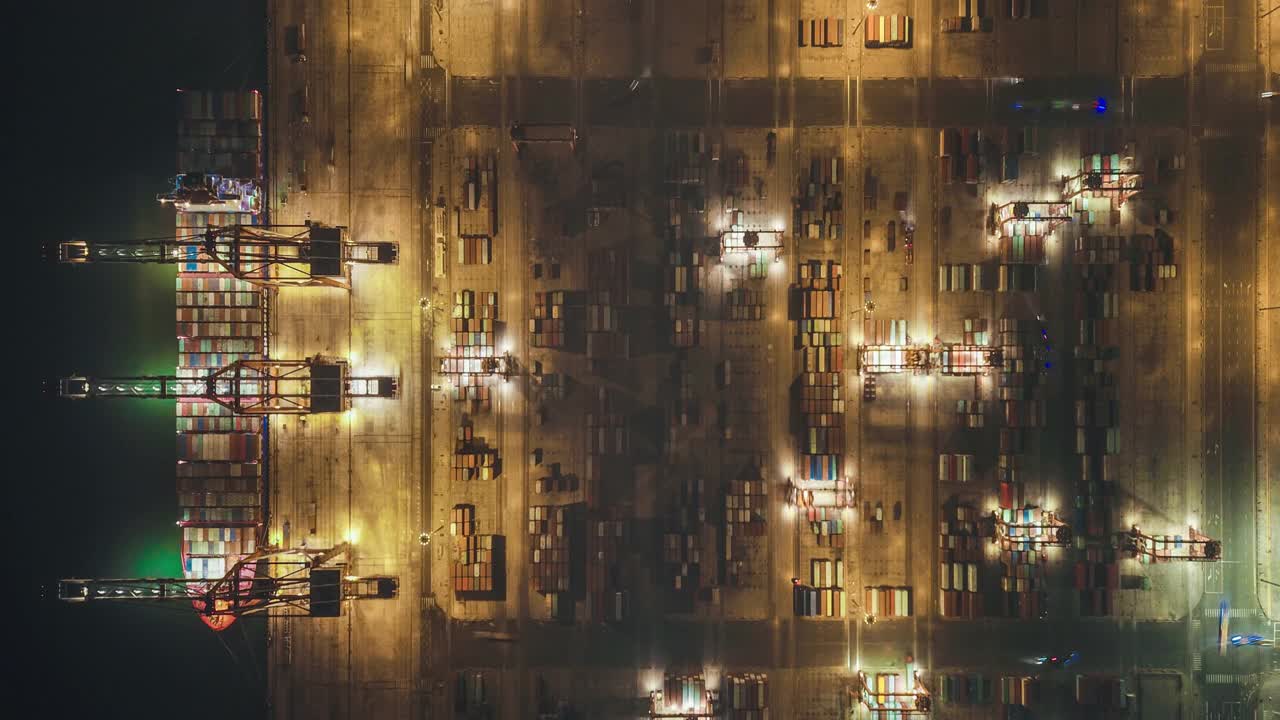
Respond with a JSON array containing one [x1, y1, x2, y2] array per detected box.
[[660, 675, 710, 714], [724, 476, 766, 587], [671, 357, 699, 431], [938, 263, 994, 291], [455, 235, 492, 265], [864, 586, 912, 617], [587, 249, 629, 368], [724, 673, 768, 719], [864, 14, 913, 48], [586, 391, 628, 456], [453, 426, 500, 482], [793, 583, 847, 617], [453, 534, 504, 596], [534, 464, 580, 494], [459, 153, 497, 237], [807, 506, 847, 547], [936, 673, 994, 704], [941, 0, 993, 32], [938, 504, 984, 618], [726, 288, 766, 321], [797, 17, 844, 47], [528, 504, 580, 595], [449, 504, 477, 537], [938, 453, 975, 483], [176, 89, 262, 178], [1075, 545, 1120, 616], [863, 317, 910, 345], [665, 244, 703, 348], [664, 131, 709, 186], [585, 509, 629, 623], [453, 290, 498, 350], [956, 399, 987, 429], [1127, 229, 1178, 292], [998, 676, 1039, 707], [938, 128, 982, 184], [530, 291, 567, 348], [1071, 257, 1120, 617], [794, 156, 843, 240], [663, 476, 703, 592]]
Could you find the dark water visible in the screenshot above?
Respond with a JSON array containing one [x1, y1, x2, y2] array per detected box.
[[19, 3, 268, 717]]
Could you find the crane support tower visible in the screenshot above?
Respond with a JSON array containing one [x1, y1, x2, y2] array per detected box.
[[849, 670, 932, 715], [993, 506, 1073, 548], [57, 543, 398, 631], [1119, 525, 1221, 562], [59, 357, 397, 414], [56, 221, 397, 289]]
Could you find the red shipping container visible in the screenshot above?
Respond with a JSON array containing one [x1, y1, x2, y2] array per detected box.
[[1106, 563, 1120, 590]]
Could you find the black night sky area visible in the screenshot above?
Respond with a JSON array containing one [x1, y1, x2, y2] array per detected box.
[[19, 3, 268, 717]]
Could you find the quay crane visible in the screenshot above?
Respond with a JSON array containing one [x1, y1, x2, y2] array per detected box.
[[849, 670, 932, 715], [55, 221, 397, 289], [57, 542, 398, 631], [59, 357, 397, 414], [1118, 525, 1221, 563]]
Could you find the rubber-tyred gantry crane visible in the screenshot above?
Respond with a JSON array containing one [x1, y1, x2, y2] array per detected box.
[[1061, 169, 1143, 205], [1119, 525, 1221, 563], [438, 350, 519, 382], [57, 543, 397, 631], [993, 506, 1073, 548], [56, 221, 397, 289], [988, 201, 1073, 237], [849, 670, 932, 715], [59, 357, 397, 414], [857, 340, 1002, 376]]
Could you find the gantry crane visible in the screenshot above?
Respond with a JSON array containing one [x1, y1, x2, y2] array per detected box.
[[1118, 525, 1221, 562], [719, 228, 786, 256], [856, 342, 1002, 376], [849, 670, 932, 715], [988, 201, 1072, 237], [57, 542, 397, 631], [1060, 169, 1142, 205], [993, 506, 1073, 548], [59, 357, 397, 414], [56, 221, 397, 289], [438, 351, 519, 382]]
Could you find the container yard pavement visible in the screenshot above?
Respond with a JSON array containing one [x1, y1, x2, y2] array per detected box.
[[258, 1, 1274, 719]]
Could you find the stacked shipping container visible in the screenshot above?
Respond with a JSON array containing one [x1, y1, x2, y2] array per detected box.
[[530, 291, 567, 348], [585, 509, 629, 622], [938, 504, 984, 618], [663, 477, 703, 592], [724, 474, 767, 587], [794, 156, 843, 240], [724, 673, 768, 719], [174, 90, 266, 584], [587, 249, 629, 367]]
